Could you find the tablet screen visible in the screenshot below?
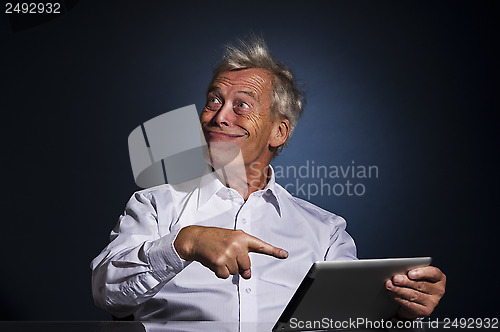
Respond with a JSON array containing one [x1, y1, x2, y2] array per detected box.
[[274, 257, 432, 331]]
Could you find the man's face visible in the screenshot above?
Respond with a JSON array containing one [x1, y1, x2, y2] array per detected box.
[[200, 68, 284, 169]]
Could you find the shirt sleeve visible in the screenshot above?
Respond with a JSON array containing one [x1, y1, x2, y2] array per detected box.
[[90, 190, 190, 318], [324, 214, 358, 261]]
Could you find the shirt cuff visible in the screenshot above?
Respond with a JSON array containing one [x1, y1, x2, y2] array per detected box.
[[147, 228, 190, 281]]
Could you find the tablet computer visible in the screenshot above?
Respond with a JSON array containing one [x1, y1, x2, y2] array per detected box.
[[273, 257, 432, 331]]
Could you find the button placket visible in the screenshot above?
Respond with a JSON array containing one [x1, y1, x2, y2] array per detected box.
[[238, 269, 258, 322], [237, 203, 251, 230]]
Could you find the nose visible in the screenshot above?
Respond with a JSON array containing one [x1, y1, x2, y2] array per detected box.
[[211, 102, 234, 127]]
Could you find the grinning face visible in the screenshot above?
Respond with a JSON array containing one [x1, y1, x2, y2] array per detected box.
[[200, 68, 289, 171]]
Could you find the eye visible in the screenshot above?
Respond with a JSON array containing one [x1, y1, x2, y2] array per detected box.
[[235, 102, 251, 112], [205, 96, 222, 110], [233, 101, 252, 115]]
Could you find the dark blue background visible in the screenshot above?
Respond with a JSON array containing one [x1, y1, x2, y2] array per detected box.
[[1, 0, 498, 321]]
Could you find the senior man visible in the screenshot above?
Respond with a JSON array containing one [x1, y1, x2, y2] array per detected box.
[[91, 38, 446, 324]]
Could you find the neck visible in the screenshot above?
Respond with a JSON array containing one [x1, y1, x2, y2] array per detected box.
[[214, 161, 271, 200]]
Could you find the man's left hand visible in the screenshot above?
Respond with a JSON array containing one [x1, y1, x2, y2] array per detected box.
[[386, 266, 446, 320]]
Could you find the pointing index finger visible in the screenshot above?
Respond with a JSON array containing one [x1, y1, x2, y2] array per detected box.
[[246, 236, 288, 259]]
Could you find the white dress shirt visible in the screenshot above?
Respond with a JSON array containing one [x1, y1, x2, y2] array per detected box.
[[91, 166, 357, 325]]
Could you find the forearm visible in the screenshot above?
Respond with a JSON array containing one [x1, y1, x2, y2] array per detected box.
[[91, 228, 188, 317]]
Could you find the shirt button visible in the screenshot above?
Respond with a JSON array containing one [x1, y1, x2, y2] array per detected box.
[[245, 288, 252, 293], [241, 218, 247, 224]]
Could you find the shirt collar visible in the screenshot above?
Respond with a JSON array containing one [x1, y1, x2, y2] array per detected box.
[[197, 170, 226, 209], [260, 165, 282, 216], [196, 165, 282, 216]]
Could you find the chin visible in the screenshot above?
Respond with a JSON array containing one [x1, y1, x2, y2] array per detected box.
[[203, 140, 243, 169]]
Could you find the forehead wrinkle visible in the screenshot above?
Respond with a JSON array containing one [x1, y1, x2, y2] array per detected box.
[[211, 73, 271, 102]]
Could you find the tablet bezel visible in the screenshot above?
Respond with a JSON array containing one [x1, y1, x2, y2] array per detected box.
[[273, 257, 432, 331]]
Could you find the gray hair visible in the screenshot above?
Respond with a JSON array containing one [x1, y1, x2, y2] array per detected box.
[[212, 36, 306, 154]]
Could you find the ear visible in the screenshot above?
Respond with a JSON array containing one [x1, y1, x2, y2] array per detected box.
[[269, 118, 290, 148]]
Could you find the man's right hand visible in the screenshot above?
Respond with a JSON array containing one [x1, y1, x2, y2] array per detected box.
[[174, 225, 288, 279]]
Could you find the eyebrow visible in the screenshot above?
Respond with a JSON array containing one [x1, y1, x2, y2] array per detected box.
[[206, 86, 221, 96], [237, 90, 258, 101], [206, 85, 259, 102]]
